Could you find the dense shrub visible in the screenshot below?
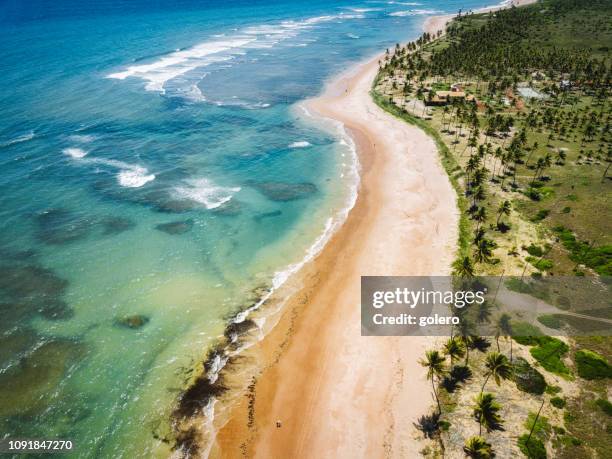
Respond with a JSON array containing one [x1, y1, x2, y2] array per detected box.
[[530, 337, 570, 376], [550, 396, 566, 408], [595, 398, 612, 416], [518, 434, 547, 459], [575, 349, 612, 380], [513, 357, 547, 394]]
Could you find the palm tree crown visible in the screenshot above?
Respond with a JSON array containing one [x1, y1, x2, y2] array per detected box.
[[473, 392, 504, 434], [463, 435, 494, 458]]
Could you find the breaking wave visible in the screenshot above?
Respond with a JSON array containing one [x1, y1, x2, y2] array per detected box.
[[106, 13, 364, 95], [174, 178, 241, 209]]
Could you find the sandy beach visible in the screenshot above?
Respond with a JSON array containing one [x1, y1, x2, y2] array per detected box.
[[210, 41, 459, 457]]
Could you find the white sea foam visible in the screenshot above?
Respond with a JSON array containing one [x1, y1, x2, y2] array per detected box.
[[107, 37, 254, 92], [117, 168, 156, 188], [346, 7, 382, 12], [1, 131, 35, 148], [64, 152, 155, 188], [347, 33, 360, 39], [288, 140, 311, 148], [62, 147, 88, 159], [174, 178, 241, 209], [389, 9, 439, 16], [106, 13, 363, 94]]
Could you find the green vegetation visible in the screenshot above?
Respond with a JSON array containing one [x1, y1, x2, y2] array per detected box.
[[545, 384, 561, 395], [574, 349, 612, 379], [550, 396, 566, 408], [553, 226, 612, 275], [595, 398, 612, 416], [375, 0, 611, 277], [463, 436, 494, 458], [513, 357, 547, 394], [518, 434, 547, 459], [376, 0, 611, 455], [529, 337, 571, 376]]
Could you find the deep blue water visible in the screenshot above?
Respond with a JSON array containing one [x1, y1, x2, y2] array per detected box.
[[0, 0, 494, 456]]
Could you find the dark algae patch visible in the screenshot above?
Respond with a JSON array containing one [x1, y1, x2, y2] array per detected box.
[[155, 219, 194, 235], [100, 216, 136, 235], [247, 180, 317, 201], [114, 314, 150, 330], [35, 208, 95, 245], [0, 264, 73, 322], [0, 338, 87, 419]]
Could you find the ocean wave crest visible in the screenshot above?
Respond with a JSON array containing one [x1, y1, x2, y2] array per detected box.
[[106, 13, 363, 95], [63, 147, 88, 159], [389, 9, 439, 17], [1, 131, 35, 148], [289, 141, 311, 148], [174, 178, 241, 209]]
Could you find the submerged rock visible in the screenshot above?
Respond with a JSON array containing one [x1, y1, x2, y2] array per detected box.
[[0, 265, 68, 301], [114, 314, 150, 329], [0, 265, 73, 322], [35, 208, 94, 245], [211, 199, 242, 216], [100, 216, 136, 235], [0, 339, 86, 418], [247, 180, 317, 201], [155, 219, 194, 235], [253, 210, 282, 222]]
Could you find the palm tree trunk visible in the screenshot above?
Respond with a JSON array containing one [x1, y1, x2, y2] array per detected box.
[[526, 399, 545, 446], [480, 373, 491, 394], [432, 376, 441, 414]]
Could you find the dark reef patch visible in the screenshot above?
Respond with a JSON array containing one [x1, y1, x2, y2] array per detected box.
[[224, 318, 257, 344], [35, 208, 95, 245], [114, 314, 150, 330], [247, 180, 317, 201], [0, 338, 86, 418], [174, 342, 231, 419], [100, 216, 136, 235], [211, 199, 242, 216], [253, 210, 282, 222], [155, 219, 194, 235], [0, 264, 73, 322]]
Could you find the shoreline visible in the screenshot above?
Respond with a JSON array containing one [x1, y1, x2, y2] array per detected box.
[[210, 36, 459, 459]]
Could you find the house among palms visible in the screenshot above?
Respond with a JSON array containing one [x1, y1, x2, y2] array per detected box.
[[426, 86, 476, 106]]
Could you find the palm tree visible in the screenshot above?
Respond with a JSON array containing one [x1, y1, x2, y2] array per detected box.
[[477, 301, 492, 324], [474, 207, 487, 231], [474, 239, 494, 264], [443, 337, 466, 368], [419, 350, 446, 414], [452, 256, 475, 279], [481, 352, 512, 393], [496, 200, 511, 226], [463, 436, 494, 458], [473, 392, 504, 435], [495, 313, 512, 356]]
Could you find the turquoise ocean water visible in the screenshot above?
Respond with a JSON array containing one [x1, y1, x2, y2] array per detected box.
[[0, 0, 495, 456]]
